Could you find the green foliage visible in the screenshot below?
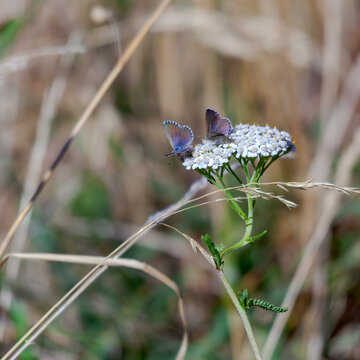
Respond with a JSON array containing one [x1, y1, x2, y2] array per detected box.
[[309, 116, 322, 141], [69, 171, 112, 219], [9, 303, 37, 360], [0, 19, 21, 57], [202, 234, 223, 269], [32, 215, 80, 289], [238, 289, 288, 313], [115, 0, 132, 12], [246, 229, 267, 245], [114, 86, 133, 114], [197, 169, 216, 184], [108, 135, 124, 159], [336, 198, 360, 219]]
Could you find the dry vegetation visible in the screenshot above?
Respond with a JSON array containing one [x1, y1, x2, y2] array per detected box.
[[0, 1, 359, 359]]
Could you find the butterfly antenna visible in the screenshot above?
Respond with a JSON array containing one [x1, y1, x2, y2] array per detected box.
[[162, 152, 174, 158]]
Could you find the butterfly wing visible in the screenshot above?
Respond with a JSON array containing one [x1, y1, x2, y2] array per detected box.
[[206, 108, 232, 138], [163, 121, 181, 148], [174, 125, 193, 151], [163, 121, 193, 153]]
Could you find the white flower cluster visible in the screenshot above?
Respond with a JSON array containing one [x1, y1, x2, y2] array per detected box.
[[183, 123, 294, 171]]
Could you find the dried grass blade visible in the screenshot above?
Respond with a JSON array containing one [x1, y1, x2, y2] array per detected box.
[[160, 223, 214, 266], [260, 181, 359, 194], [276, 184, 289, 192]]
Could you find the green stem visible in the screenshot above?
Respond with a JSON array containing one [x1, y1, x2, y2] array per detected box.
[[225, 164, 243, 185], [259, 155, 279, 177], [239, 158, 249, 179], [213, 171, 247, 220], [217, 269, 263, 360], [220, 163, 256, 257]]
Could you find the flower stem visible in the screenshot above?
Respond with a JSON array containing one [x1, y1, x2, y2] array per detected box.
[[213, 172, 247, 220], [220, 164, 257, 257], [217, 269, 263, 360], [219, 192, 253, 257]]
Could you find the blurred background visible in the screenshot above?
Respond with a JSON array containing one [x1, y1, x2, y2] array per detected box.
[[0, 0, 359, 359]]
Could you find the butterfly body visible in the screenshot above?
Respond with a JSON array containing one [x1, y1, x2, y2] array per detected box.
[[163, 121, 194, 160], [206, 108, 233, 141]]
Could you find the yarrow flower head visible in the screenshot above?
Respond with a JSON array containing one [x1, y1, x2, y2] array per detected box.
[[183, 122, 295, 171]]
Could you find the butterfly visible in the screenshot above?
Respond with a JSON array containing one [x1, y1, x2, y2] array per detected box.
[[163, 120, 194, 159], [206, 108, 232, 140]]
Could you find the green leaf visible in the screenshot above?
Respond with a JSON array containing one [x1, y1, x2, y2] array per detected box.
[[246, 230, 267, 245], [0, 19, 21, 57], [69, 170, 112, 219], [10, 302, 37, 360], [201, 234, 223, 269], [238, 288, 287, 313]]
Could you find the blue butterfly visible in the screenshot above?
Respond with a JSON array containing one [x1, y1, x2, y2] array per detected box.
[[206, 108, 232, 140], [163, 121, 194, 159]]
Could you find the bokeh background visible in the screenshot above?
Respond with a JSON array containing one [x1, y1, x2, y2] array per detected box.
[[0, 0, 359, 359]]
